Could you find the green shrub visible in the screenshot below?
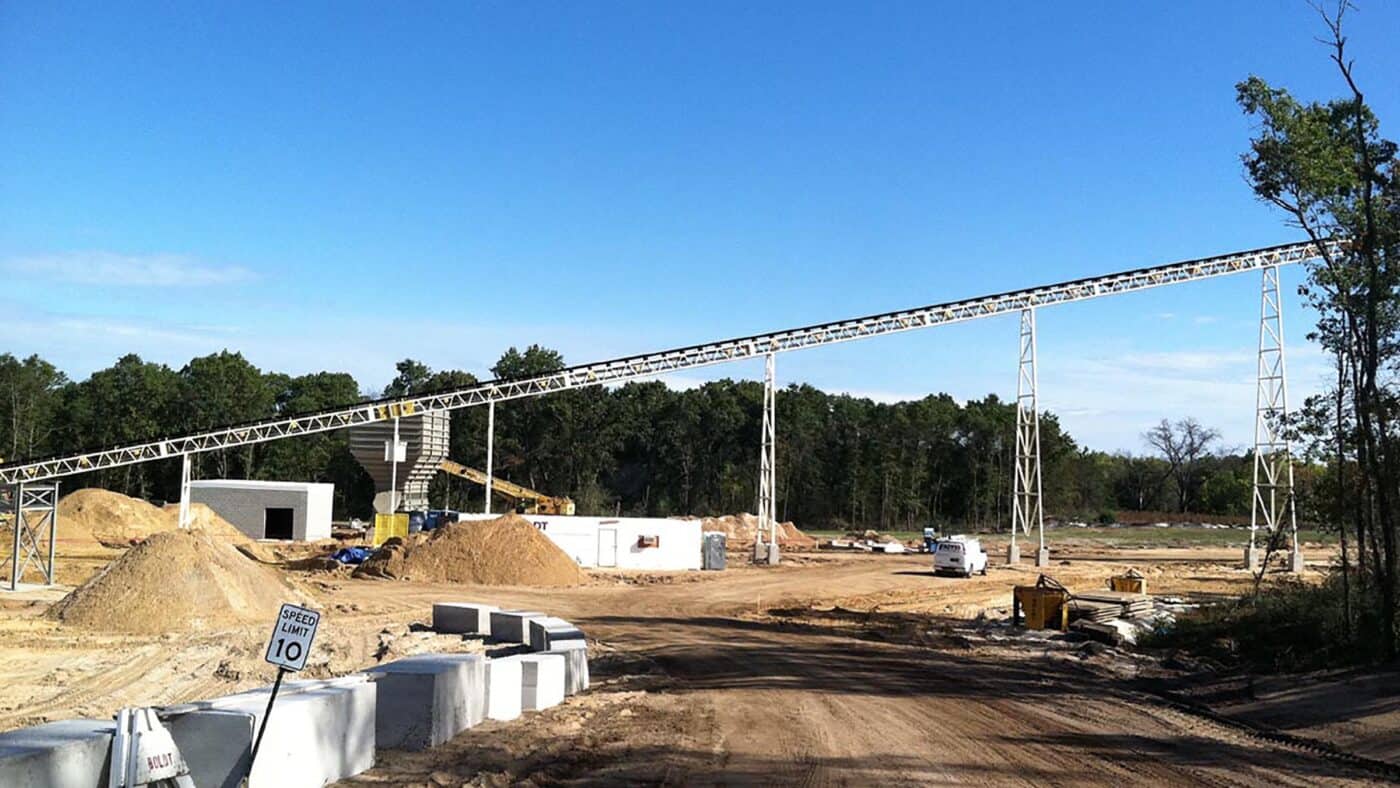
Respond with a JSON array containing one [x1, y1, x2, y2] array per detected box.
[[1096, 510, 1117, 525], [1141, 572, 1389, 671]]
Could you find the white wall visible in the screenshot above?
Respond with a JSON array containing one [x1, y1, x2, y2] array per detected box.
[[189, 480, 334, 541], [459, 514, 701, 570]]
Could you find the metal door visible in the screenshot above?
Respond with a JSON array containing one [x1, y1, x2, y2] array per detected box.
[[597, 528, 618, 568]]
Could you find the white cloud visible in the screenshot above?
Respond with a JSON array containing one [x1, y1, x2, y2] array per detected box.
[[1193, 315, 1221, 325], [2, 252, 255, 287]]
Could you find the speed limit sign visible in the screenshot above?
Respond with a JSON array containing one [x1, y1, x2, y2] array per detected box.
[[264, 603, 320, 672]]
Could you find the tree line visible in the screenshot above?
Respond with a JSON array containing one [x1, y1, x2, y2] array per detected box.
[[1, 345, 1267, 529]]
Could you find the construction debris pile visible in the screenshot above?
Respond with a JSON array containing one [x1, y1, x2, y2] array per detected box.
[[48, 529, 306, 634], [1069, 591, 1154, 624], [689, 513, 818, 549], [354, 515, 585, 586]]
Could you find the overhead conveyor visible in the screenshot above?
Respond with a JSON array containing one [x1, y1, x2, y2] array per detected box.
[[0, 237, 1340, 576]]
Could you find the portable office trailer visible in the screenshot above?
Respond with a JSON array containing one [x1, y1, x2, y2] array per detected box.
[[459, 514, 703, 570], [188, 480, 334, 541]]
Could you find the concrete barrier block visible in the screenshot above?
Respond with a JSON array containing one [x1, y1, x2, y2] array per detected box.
[[548, 641, 590, 695], [371, 654, 486, 751], [489, 610, 546, 644], [0, 719, 115, 788], [513, 653, 566, 711], [433, 602, 497, 635], [484, 658, 523, 721], [165, 674, 376, 787], [527, 616, 586, 652], [163, 709, 253, 788]]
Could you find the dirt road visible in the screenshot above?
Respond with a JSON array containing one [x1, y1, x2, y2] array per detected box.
[[1, 548, 1389, 785]]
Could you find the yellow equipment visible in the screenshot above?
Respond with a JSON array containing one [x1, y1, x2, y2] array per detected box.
[[1109, 568, 1147, 595], [1013, 575, 1070, 631], [437, 460, 576, 516], [373, 513, 409, 547]]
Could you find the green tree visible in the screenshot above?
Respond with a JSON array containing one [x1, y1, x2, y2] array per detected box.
[[0, 354, 68, 462]]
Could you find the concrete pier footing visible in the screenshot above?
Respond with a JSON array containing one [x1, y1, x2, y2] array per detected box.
[[0, 719, 116, 788], [165, 675, 376, 788], [1244, 546, 1261, 571], [528, 616, 586, 651], [433, 603, 497, 636], [1006, 543, 1020, 564], [490, 610, 547, 644], [1289, 550, 1305, 573], [371, 654, 486, 751], [511, 654, 566, 711], [1035, 548, 1050, 568], [484, 658, 523, 722], [549, 641, 590, 696]]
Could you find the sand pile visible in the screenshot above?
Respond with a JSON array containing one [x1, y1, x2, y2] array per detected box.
[[56, 488, 249, 547], [355, 515, 584, 586], [691, 513, 818, 549], [48, 529, 306, 634]]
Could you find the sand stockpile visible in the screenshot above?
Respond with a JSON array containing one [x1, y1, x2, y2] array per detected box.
[[49, 529, 307, 634], [56, 488, 249, 547], [690, 513, 818, 549], [355, 515, 584, 586]]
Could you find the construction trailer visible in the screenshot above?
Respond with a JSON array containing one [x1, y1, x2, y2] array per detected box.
[[188, 480, 333, 541], [460, 514, 703, 570]]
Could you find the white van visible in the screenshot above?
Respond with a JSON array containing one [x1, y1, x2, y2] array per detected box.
[[933, 536, 989, 577]]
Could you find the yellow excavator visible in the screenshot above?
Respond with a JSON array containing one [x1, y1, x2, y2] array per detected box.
[[437, 460, 576, 516]]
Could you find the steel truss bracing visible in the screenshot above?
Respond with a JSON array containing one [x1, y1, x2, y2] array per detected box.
[[4, 484, 59, 589], [756, 353, 777, 559], [0, 239, 1339, 487], [1250, 265, 1299, 561], [1011, 309, 1045, 551]]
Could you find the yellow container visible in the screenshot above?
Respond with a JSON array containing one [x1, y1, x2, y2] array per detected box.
[[1014, 585, 1069, 631], [1110, 572, 1147, 595], [372, 513, 409, 547]]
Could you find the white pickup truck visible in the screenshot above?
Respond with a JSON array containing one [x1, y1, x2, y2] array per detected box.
[[933, 536, 989, 577]]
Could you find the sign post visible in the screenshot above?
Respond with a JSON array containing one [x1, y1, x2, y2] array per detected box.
[[251, 603, 321, 771]]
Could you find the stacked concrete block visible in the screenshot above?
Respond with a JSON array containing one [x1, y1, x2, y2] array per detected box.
[[527, 616, 586, 652], [0, 719, 116, 788], [163, 675, 376, 788], [484, 657, 523, 721], [508, 653, 567, 711], [490, 610, 546, 644], [432, 602, 497, 636], [548, 641, 590, 695], [371, 654, 486, 751]]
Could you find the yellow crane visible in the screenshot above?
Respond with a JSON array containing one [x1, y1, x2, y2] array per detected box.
[[437, 460, 576, 516]]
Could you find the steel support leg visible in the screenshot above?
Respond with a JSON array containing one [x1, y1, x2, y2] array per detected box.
[[177, 453, 192, 529], [8, 484, 20, 591], [1249, 265, 1299, 572], [484, 400, 495, 515], [6, 483, 58, 589], [757, 353, 778, 565], [1012, 308, 1046, 566]]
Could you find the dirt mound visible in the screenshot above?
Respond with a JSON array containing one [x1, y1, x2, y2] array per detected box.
[[690, 513, 818, 549], [160, 502, 252, 544], [354, 515, 584, 586], [48, 529, 307, 634], [55, 488, 250, 547]]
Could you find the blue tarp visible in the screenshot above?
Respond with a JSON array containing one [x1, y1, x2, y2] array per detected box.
[[331, 546, 373, 564]]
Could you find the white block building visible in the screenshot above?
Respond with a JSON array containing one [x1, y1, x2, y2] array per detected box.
[[188, 480, 334, 541], [461, 514, 702, 570]]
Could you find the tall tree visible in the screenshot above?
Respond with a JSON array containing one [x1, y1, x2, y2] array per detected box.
[[1144, 418, 1221, 513], [1238, 1, 1399, 657]]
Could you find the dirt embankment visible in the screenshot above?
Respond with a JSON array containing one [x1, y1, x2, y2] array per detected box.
[[58, 488, 249, 547], [354, 515, 585, 586], [48, 529, 307, 634]]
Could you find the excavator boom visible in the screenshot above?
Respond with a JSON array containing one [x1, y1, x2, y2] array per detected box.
[[437, 460, 576, 516]]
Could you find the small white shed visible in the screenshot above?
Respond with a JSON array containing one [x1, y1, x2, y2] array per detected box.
[[188, 480, 334, 541], [459, 514, 702, 570]]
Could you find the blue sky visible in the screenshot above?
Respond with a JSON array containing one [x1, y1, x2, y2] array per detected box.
[[2, 2, 1397, 452]]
